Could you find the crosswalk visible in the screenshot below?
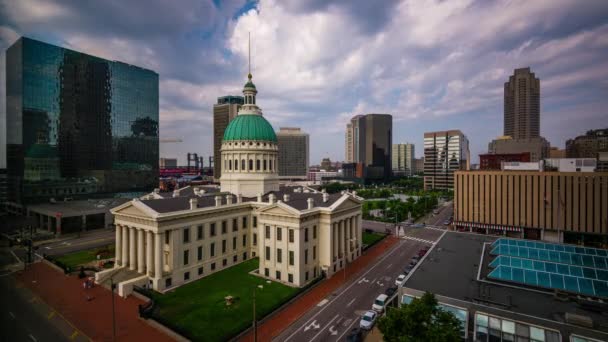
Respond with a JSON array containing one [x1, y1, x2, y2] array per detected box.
[[424, 226, 447, 232], [401, 235, 435, 244]]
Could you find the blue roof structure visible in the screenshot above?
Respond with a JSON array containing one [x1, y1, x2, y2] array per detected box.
[[488, 238, 608, 298]]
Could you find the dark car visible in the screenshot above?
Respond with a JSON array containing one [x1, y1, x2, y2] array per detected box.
[[409, 258, 418, 267], [404, 266, 414, 274], [417, 249, 427, 258], [346, 327, 363, 342], [385, 286, 398, 297]]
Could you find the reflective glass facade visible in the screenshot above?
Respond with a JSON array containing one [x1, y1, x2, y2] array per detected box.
[[423, 130, 470, 190], [6, 37, 159, 205]]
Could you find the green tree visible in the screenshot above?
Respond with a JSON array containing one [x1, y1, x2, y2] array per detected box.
[[377, 292, 461, 342]]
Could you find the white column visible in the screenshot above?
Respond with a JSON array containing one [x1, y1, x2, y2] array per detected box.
[[346, 218, 351, 258], [340, 220, 345, 259], [122, 225, 129, 267], [154, 233, 162, 278], [115, 225, 122, 266], [146, 231, 154, 277], [333, 223, 338, 260], [129, 227, 137, 270], [137, 229, 145, 274]]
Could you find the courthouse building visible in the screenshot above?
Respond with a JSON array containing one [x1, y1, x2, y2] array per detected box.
[[96, 70, 363, 296]]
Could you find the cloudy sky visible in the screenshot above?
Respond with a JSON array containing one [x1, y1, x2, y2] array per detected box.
[[1, 0, 608, 166]]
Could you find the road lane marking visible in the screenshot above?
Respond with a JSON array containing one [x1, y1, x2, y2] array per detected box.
[[28, 334, 37, 342], [346, 298, 356, 307], [385, 263, 393, 269], [357, 277, 369, 284], [335, 315, 359, 341], [8, 311, 15, 319], [310, 314, 339, 341], [402, 236, 435, 244], [70, 331, 79, 340], [10, 250, 22, 263], [48, 311, 56, 319], [329, 325, 338, 335], [283, 240, 406, 342], [317, 299, 328, 307], [304, 320, 320, 332], [370, 277, 377, 284]]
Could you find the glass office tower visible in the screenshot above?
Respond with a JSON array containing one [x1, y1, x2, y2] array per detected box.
[[5, 37, 159, 208]]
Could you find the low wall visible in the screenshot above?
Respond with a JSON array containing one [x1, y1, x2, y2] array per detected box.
[[118, 275, 149, 298]]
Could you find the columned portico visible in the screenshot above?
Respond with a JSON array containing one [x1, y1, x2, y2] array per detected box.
[[122, 225, 129, 267], [137, 229, 145, 274], [115, 225, 122, 266], [154, 233, 162, 279], [146, 231, 154, 277], [129, 227, 136, 271]]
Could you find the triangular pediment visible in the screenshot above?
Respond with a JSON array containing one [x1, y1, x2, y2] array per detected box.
[[257, 203, 300, 216], [112, 201, 158, 218], [330, 196, 362, 212]]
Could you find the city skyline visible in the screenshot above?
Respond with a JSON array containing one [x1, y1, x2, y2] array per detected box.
[[1, 0, 608, 166]]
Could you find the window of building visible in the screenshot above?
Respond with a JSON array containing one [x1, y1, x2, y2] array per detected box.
[[165, 278, 172, 288], [211, 263, 216, 271], [313, 225, 317, 239], [276, 271, 281, 280], [264, 268, 269, 277], [305, 249, 308, 264], [233, 255, 237, 263], [253, 216, 257, 227], [253, 233, 257, 246], [270, 159, 273, 170], [305, 271, 309, 281], [228, 160, 232, 170], [210, 243, 215, 257], [183, 228, 190, 243], [165, 231, 170, 244], [289, 251, 294, 265], [288, 274, 293, 283], [276, 227, 282, 241], [256, 160, 260, 170], [198, 267, 203, 275], [223, 258, 227, 267], [289, 229, 294, 243], [222, 221, 227, 234], [197, 225, 203, 240], [304, 228, 309, 242], [233, 218, 238, 232], [183, 250, 189, 265], [243, 252, 247, 260], [184, 272, 190, 281], [263, 159, 267, 170], [265, 226, 271, 239], [222, 240, 227, 254], [249, 159, 253, 170], [265, 246, 270, 260], [210, 223, 216, 236], [232, 237, 237, 250], [313, 246, 317, 260], [277, 248, 283, 263], [242, 217, 247, 229], [197, 246, 203, 261], [242, 234, 247, 247], [234, 159, 238, 170], [241, 159, 246, 170]]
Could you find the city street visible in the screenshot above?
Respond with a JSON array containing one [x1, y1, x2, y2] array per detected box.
[[36, 229, 115, 256]]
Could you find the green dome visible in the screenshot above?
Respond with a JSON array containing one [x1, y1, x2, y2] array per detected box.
[[244, 80, 256, 89], [223, 115, 277, 142], [26, 144, 58, 159]]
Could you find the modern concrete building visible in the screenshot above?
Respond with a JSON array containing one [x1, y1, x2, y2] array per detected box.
[[504, 67, 540, 140], [344, 114, 392, 181], [414, 158, 424, 175], [453, 170, 608, 245], [549, 147, 566, 159], [488, 136, 550, 162], [479, 153, 530, 170], [566, 128, 608, 159], [392, 143, 415, 176], [97, 68, 363, 296], [399, 232, 608, 342], [276, 127, 309, 180], [5, 37, 159, 211], [423, 130, 470, 190], [159, 158, 178, 169], [213, 96, 244, 181]]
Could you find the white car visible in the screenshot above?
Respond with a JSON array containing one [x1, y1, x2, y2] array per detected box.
[[359, 310, 377, 330], [395, 274, 406, 286], [372, 294, 388, 312]]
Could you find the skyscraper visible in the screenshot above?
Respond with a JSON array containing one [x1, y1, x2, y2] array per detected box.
[[504, 67, 540, 140], [277, 127, 309, 179], [345, 114, 392, 180], [213, 96, 244, 180], [392, 143, 415, 176], [424, 130, 469, 190], [5, 37, 159, 210]]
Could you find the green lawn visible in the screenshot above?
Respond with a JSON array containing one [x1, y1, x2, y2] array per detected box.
[[150, 258, 300, 341], [54, 245, 115, 270], [363, 231, 386, 246]]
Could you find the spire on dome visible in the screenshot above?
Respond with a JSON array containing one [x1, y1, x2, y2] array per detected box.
[[248, 31, 252, 80]]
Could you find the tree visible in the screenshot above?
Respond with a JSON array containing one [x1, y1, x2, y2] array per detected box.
[[377, 292, 461, 342]]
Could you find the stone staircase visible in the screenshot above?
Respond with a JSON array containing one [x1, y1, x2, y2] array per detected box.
[[95, 267, 149, 297]]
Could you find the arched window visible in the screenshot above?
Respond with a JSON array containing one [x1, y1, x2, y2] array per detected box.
[[234, 159, 238, 170], [256, 160, 260, 170], [263, 159, 267, 171], [249, 159, 253, 170], [269, 159, 272, 171], [242, 159, 246, 170], [228, 159, 232, 170]]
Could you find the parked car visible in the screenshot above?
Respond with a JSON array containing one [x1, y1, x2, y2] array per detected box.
[[385, 286, 398, 296], [359, 310, 378, 330], [395, 274, 407, 286], [417, 249, 427, 258], [346, 327, 363, 342], [409, 258, 418, 267], [372, 294, 389, 312], [404, 265, 414, 274], [412, 255, 420, 261]]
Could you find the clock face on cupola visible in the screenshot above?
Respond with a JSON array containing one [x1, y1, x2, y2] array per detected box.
[[219, 36, 280, 197]]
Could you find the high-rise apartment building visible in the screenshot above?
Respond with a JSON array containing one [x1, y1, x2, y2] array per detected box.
[[213, 96, 244, 180], [423, 130, 470, 190], [344, 114, 392, 180], [5, 37, 159, 210], [504, 67, 540, 140], [392, 143, 415, 176], [566, 128, 608, 159], [159, 158, 178, 169], [277, 127, 309, 179]]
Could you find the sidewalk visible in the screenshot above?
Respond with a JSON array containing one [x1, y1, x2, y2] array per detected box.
[[240, 236, 400, 342], [15, 262, 174, 342]]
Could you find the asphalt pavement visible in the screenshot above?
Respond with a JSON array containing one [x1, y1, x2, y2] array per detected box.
[[36, 229, 115, 256]]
